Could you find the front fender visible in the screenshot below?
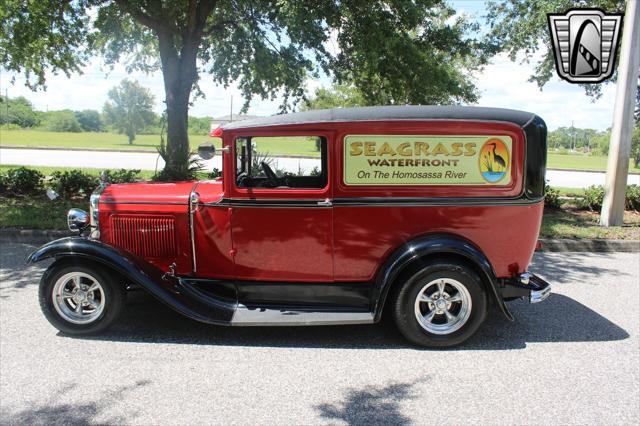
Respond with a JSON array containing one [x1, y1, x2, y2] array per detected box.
[[372, 233, 513, 322], [27, 237, 235, 325]]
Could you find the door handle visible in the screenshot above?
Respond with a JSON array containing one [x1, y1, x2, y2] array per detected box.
[[317, 198, 332, 207]]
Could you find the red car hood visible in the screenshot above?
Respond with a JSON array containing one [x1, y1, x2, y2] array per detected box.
[[100, 180, 223, 204]]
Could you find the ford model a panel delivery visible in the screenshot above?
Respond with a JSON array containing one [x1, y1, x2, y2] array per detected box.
[[28, 106, 550, 347]]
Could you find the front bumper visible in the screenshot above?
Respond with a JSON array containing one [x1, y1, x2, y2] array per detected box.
[[500, 272, 551, 303]]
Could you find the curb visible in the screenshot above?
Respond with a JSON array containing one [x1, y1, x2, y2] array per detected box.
[[538, 238, 640, 253], [1, 228, 638, 252], [0, 228, 72, 244]]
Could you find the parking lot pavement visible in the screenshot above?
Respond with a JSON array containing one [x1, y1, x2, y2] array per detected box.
[[0, 242, 638, 425]]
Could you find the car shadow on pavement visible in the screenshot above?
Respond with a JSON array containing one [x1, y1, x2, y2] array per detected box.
[[530, 252, 632, 285], [69, 290, 629, 351]]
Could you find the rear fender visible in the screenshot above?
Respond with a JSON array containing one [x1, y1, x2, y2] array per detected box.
[[372, 233, 513, 322]]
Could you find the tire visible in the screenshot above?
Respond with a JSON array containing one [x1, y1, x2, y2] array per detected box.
[[392, 260, 488, 348], [39, 261, 126, 335]]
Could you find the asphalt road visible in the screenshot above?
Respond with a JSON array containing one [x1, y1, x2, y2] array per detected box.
[[0, 242, 638, 425], [3, 147, 640, 189]]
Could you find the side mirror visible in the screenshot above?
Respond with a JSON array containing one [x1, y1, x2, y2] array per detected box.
[[198, 142, 216, 160]]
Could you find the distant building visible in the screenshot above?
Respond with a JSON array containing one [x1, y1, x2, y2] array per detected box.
[[210, 114, 262, 131]]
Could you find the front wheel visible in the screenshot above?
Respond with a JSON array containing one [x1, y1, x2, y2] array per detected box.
[[392, 260, 488, 348], [39, 262, 126, 335]]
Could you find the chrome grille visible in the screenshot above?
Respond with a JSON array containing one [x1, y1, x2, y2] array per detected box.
[[110, 215, 177, 258]]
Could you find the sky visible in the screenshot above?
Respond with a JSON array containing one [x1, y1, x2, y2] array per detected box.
[[0, 1, 619, 131]]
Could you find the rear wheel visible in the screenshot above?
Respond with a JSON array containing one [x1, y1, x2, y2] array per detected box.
[[392, 260, 487, 348], [39, 262, 126, 335]]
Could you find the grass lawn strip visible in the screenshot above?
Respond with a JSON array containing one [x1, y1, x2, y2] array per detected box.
[[540, 207, 639, 240]]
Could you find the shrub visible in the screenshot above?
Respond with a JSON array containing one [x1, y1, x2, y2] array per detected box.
[[207, 168, 222, 179], [0, 172, 7, 194], [75, 109, 103, 132], [626, 185, 640, 211], [50, 170, 98, 198], [579, 185, 605, 211], [43, 110, 82, 132], [106, 169, 141, 183], [1, 167, 44, 195], [544, 183, 562, 209], [0, 123, 22, 131]]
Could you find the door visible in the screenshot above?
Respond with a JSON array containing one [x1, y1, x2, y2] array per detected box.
[[229, 134, 333, 282]]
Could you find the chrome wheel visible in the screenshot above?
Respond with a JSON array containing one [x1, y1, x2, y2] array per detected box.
[[414, 278, 472, 335], [52, 272, 106, 325]]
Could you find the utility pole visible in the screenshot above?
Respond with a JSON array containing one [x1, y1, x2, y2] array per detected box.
[[229, 96, 233, 122], [601, 0, 640, 226], [571, 121, 575, 151]]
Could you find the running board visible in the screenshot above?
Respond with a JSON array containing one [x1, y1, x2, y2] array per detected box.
[[231, 305, 375, 326]]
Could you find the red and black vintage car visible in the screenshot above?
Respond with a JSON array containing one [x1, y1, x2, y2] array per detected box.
[[28, 106, 551, 347]]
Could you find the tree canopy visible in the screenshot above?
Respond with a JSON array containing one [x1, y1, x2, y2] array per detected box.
[[0, 95, 38, 127], [1, 0, 495, 178], [301, 84, 366, 110], [103, 79, 155, 144]]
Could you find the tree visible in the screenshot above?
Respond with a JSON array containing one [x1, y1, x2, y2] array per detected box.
[[486, 0, 626, 98], [1, 0, 494, 179], [0, 96, 39, 127], [75, 109, 104, 132], [103, 79, 156, 144], [301, 85, 366, 110], [633, 83, 640, 124], [188, 116, 213, 135], [632, 125, 640, 168]]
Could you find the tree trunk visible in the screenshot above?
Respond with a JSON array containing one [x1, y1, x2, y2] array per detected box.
[[123, 0, 216, 180], [157, 30, 198, 179], [165, 82, 191, 173]]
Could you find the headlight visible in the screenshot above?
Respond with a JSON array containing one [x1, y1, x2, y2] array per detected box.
[[90, 193, 100, 228], [67, 209, 89, 232]]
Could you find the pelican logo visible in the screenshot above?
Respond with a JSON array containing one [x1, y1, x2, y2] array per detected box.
[[479, 138, 509, 183], [548, 9, 623, 83]]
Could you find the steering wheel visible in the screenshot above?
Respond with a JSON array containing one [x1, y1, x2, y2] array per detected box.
[[260, 161, 279, 187]]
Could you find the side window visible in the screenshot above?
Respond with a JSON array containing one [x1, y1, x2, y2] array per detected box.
[[235, 136, 327, 189], [235, 137, 248, 179]]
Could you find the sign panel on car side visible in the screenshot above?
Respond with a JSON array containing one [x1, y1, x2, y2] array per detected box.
[[343, 135, 513, 186]]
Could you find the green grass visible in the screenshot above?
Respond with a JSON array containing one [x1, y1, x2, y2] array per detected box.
[[0, 129, 321, 157], [540, 207, 639, 240], [547, 152, 640, 174], [0, 196, 76, 230], [553, 187, 587, 197], [0, 128, 211, 151]]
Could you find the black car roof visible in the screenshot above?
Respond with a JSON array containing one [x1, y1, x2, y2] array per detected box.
[[221, 105, 538, 130]]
